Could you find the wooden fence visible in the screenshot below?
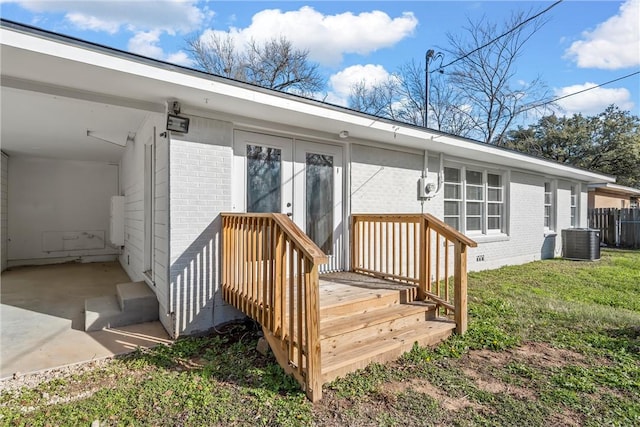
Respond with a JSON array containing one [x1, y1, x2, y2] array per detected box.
[[588, 208, 640, 249]]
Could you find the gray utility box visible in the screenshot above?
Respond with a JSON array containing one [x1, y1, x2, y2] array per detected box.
[[562, 228, 601, 261]]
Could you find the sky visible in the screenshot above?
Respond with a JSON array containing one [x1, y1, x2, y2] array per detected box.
[[1, 0, 639, 122]]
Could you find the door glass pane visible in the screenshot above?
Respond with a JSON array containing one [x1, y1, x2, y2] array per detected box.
[[247, 145, 281, 213], [306, 153, 333, 254]]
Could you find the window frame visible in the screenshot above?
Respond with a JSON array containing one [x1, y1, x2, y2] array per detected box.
[[443, 164, 506, 236], [544, 180, 557, 232], [570, 184, 578, 228]]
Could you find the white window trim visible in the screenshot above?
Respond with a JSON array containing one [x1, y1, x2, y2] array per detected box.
[[444, 164, 508, 237], [544, 179, 557, 234], [570, 183, 579, 228]]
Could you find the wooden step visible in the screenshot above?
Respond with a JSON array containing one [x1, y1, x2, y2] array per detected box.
[[321, 319, 455, 384], [320, 301, 436, 343], [319, 283, 416, 320]]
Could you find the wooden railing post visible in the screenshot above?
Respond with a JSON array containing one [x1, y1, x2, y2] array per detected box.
[[220, 213, 327, 402], [273, 228, 284, 338], [454, 242, 468, 334], [418, 216, 428, 301], [305, 260, 322, 402]]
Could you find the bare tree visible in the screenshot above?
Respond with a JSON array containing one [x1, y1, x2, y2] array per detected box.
[[428, 73, 476, 137], [348, 78, 401, 120], [347, 60, 475, 136], [443, 11, 556, 144], [187, 33, 323, 96], [348, 10, 556, 143]]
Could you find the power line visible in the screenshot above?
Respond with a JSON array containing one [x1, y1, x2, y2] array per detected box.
[[436, 0, 564, 72], [519, 70, 640, 114]]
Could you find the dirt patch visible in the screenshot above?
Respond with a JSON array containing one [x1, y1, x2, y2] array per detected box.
[[383, 378, 481, 412], [511, 342, 589, 368], [547, 408, 583, 427], [467, 341, 593, 370]]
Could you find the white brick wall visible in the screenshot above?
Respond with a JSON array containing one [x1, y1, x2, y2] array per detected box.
[[119, 113, 172, 333], [1, 153, 8, 272], [169, 116, 242, 337], [349, 144, 590, 272], [350, 144, 425, 213]]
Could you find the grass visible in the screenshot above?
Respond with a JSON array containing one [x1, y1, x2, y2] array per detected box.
[[1, 249, 639, 426]]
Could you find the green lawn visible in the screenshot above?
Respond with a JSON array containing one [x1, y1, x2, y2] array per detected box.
[[2, 249, 639, 426]]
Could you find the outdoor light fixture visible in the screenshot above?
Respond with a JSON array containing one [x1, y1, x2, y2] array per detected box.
[[339, 130, 349, 139], [166, 114, 190, 133]]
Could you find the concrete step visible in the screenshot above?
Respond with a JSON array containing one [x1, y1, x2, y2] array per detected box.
[[84, 281, 158, 332], [117, 281, 157, 313]]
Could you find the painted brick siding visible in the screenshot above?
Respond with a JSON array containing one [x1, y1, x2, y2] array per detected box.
[[153, 131, 171, 333], [349, 145, 588, 272], [350, 144, 425, 213], [1, 153, 7, 272], [466, 171, 547, 271], [120, 117, 146, 281], [169, 116, 242, 337], [119, 113, 171, 333]]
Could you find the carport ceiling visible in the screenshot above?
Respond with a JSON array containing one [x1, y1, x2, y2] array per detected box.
[[1, 86, 150, 162]]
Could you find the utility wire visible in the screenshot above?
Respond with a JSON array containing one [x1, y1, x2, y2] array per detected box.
[[436, 0, 564, 72], [518, 70, 640, 114]]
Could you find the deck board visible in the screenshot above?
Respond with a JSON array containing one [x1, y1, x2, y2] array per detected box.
[[319, 272, 418, 315]]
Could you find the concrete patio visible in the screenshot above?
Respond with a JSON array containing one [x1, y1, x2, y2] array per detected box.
[[0, 262, 171, 379]]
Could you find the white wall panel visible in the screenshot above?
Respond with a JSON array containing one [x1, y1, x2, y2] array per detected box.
[[7, 156, 119, 265]]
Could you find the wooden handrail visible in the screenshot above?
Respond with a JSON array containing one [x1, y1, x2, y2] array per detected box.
[[422, 213, 478, 248], [351, 213, 477, 334], [221, 213, 327, 401]]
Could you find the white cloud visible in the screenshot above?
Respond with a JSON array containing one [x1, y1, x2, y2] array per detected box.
[[199, 6, 417, 66], [66, 12, 120, 34], [128, 30, 193, 66], [565, 0, 640, 69], [325, 64, 391, 105], [15, 0, 206, 34], [555, 83, 634, 116]]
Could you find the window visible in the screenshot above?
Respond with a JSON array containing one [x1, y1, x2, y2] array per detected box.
[[570, 185, 577, 227], [444, 168, 462, 230], [444, 166, 505, 234], [544, 182, 554, 230]]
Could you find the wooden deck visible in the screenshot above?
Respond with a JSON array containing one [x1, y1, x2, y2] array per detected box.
[[222, 213, 474, 401], [318, 272, 455, 384]]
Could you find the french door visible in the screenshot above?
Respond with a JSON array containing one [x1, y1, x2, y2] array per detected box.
[[233, 131, 343, 271]]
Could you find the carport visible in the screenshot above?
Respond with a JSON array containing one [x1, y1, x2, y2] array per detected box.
[[0, 40, 170, 377]]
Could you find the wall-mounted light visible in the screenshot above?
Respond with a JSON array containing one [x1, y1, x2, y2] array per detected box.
[[339, 130, 349, 139], [166, 114, 190, 133]]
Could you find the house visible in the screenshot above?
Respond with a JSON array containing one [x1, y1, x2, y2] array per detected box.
[[588, 183, 640, 209], [0, 20, 615, 399]]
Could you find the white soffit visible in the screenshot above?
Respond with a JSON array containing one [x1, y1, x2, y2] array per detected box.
[[0, 24, 616, 182]]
